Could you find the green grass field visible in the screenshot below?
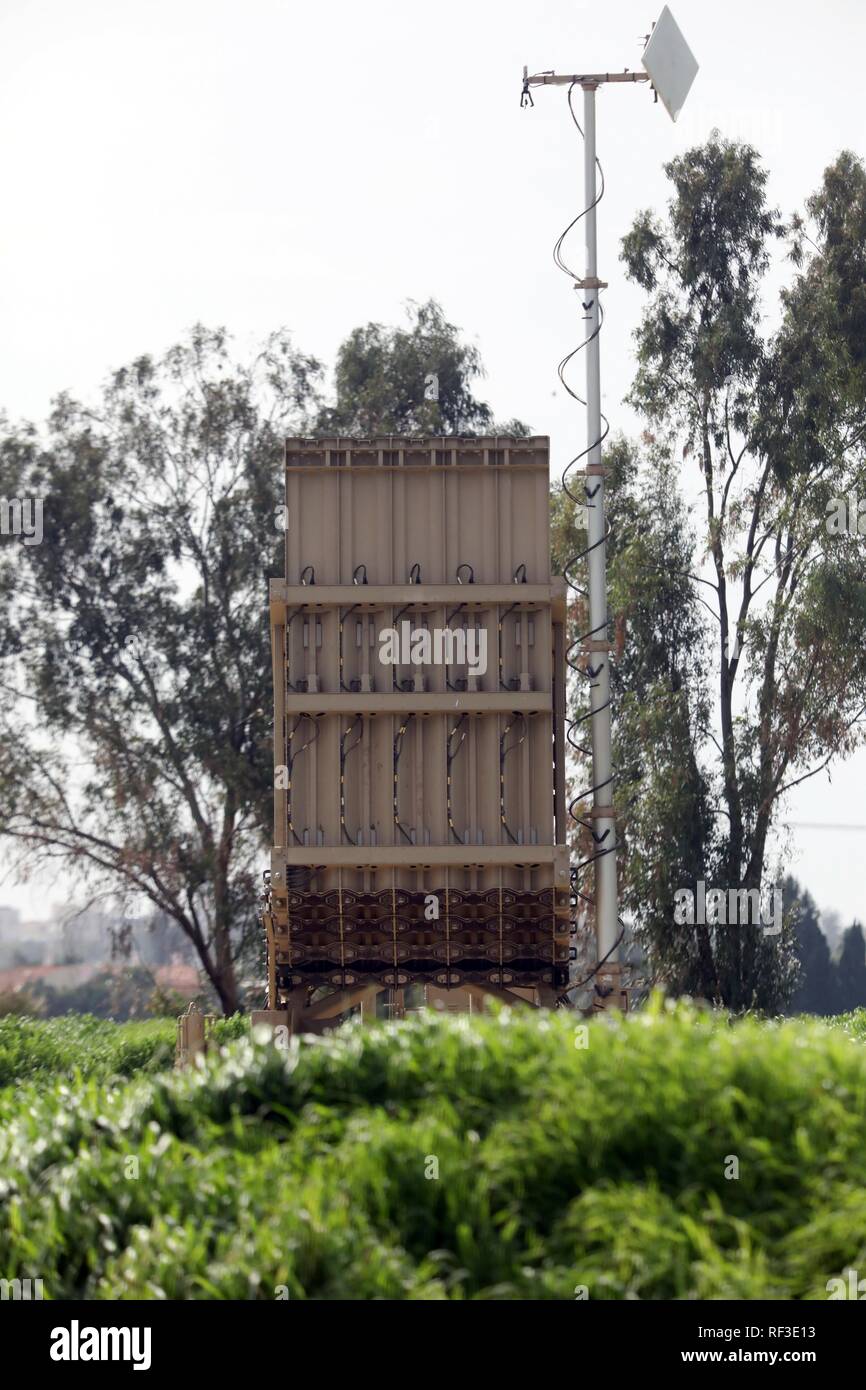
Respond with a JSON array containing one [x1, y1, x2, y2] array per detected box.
[[0, 1000, 865, 1299]]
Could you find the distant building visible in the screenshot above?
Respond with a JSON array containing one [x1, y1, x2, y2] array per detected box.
[[0, 902, 196, 973], [0, 905, 21, 935]]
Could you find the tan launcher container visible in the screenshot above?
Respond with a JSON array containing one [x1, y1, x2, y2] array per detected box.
[[263, 436, 570, 1014]]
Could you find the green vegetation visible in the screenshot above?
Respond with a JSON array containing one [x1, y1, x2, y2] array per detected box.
[[825, 1008, 866, 1043], [0, 1013, 247, 1090], [1, 1001, 866, 1299]]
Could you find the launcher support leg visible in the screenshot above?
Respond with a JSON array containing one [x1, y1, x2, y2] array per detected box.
[[251, 985, 380, 1039], [460, 982, 536, 1012], [593, 960, 628, 1012]]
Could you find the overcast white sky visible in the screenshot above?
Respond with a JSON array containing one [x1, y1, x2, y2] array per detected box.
[[2, 0, 865, 927]]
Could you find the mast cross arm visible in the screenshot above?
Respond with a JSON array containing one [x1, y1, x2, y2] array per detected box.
[[523, 69, 651, 88]]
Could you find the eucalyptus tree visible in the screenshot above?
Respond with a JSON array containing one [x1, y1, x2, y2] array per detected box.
[[608, 136, 866, 1009]]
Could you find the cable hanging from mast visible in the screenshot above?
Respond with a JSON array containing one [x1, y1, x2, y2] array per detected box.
[[548, 82, 624, 1005]]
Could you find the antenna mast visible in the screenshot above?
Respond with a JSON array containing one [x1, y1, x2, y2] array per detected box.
[[522, 8, 698, 1011]]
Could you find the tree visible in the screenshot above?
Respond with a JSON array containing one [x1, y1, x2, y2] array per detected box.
[[786, 877, 842, 1016], [0, 327, 317, 1013], [589, 135, 866, 1010], [318, 299, 529, 437], [0, 303, 520, 1013], [837, 921, 866, 1013], [552, 436, 720, 997]]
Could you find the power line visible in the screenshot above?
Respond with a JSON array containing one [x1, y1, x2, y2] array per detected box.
[[789, 822, 866, 832]]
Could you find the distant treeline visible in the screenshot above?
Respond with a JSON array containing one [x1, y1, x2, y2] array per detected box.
[[787, 876, 866, 1016]]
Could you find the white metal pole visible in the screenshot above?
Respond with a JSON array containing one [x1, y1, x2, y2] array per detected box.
[[581, 82, 619, 971]]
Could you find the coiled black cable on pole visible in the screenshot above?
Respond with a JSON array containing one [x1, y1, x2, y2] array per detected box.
[[553, 82, 627, 1006]]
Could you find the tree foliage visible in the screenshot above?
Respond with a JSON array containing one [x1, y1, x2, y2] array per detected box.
[[555, 136, 866, 1009], [837, 920, 866, 1014], [319, 299, 529, 437], [0, 327, 318, 1012]]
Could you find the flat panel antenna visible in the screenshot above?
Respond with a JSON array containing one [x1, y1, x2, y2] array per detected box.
[[641, 5, 699, 121]]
